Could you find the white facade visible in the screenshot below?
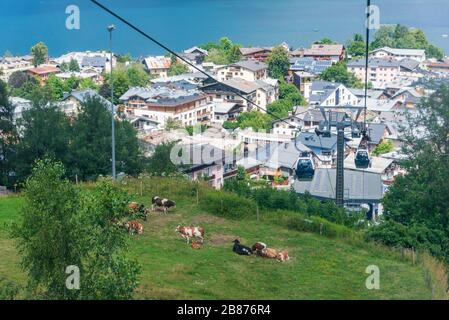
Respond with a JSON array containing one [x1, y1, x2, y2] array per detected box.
[[370, 47, 426, 63]]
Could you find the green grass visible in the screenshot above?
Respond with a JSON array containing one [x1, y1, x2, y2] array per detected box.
[[0, 184, 434, 300]]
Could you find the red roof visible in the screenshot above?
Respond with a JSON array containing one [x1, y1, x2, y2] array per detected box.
[[28, 66, 60, 75]]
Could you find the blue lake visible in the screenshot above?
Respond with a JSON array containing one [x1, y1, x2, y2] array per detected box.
[[0, 0, 448, 57]]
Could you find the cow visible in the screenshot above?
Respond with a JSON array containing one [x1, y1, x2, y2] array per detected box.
[[258, 247, 278, 259], [232, 239, 253, 256], [191, 240, 202, 250], [124, 220, 144, 235], [277, 250, 290, 262], [251, 242, 267, 254], [152, 196, 176, 213], [175, 226, 204, 244], [127, 202, 150, 221]]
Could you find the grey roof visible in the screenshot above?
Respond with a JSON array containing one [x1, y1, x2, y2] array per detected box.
[[222, 78, 260, 94], [289, 57, 333, 74], [348, 88, 386, 99], [367, 123, 387, 145], [348, 58, 400, 68], [120, 85, 205, 106], [63, 89, 114, 108], [399, 58, 420, 71], [81, 56, 107, 68], [214, 102, 242, 114], [233, 60, 267, 72], [298, 132, 338, 150], [301, 109, 348, 123], [264, 141, 311, 170], [293, 169, 384, 202]]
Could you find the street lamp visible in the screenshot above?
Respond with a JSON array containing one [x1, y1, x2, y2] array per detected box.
[[108, 24, 116, 180]]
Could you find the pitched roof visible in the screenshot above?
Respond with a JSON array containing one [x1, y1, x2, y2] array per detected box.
[[399, 58, 420, 71], [81, 56, 107, 68], [28, 65, 60, 75], [232, 60, 267, 72], [347, 58, 400, 68], [239, 47, 272, 56], [371, 46, 426, 57], [222, 78, 261, 94], [293, 168, 384, 202], [298, 132, 338, 150], [143, 56, 171, 70], [303, 44, 344, 57]]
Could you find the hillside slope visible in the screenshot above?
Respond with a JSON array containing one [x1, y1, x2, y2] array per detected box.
[[0, 180, 434, 300]]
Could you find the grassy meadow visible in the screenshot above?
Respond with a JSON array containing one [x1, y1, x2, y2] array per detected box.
[[0, 177, 439, 299]]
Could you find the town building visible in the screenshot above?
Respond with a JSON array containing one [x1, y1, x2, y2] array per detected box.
[[302, 44, 345, 63], [143, 56, 172, 78], [215, 60, 267, 82], [347, 58, 401, 89], [239, 47, 273, 61], [120, 84, 214, 128], [27, 65, 60, 84], [0, 56, 33, 82], [370, 47, 426, 63], [308, 81, 360, 107]]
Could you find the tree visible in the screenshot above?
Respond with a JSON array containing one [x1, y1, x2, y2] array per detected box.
[[202, 38, 242, 65], [347, 34, 366, 58], [146, 142, 179, 175], [168, 61, 189, 76], [12, 159, 140, 299], [372, 140, 394, 156], [314, 38, 336, 45], [165, 117, 181, 130], [60, 62, 69, 72], [426, 45, 444, 60], [267, 46, 290, 80], [68, 59, 80, 72], [278, 81, 307, 106], [14, 102, 71, 182], [70, 96, 143, 180], [0, 80, 17, 187], [126, 63, 150, 87], [31, 42, 48, 67], [267, 100, 292, 119], [8, 71, 29, 89], [44, 74, 66, 101], [227, 45, 242, 64], [79, 78, 99, 91], [320, 62, 363, 88], [237, 111, 273, 131], [367, 85, 449, 261], [370, 24, 444, 60]]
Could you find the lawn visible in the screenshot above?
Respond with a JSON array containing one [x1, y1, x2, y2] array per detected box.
[[0, 185, 433, 300]]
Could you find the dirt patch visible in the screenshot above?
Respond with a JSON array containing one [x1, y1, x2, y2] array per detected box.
[[208, 233, 238, 246], [147, 213, 182, 228], [190, 214, 226, 225]]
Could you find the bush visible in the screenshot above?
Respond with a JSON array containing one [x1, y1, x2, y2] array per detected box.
[[200, 189, 257, 219]]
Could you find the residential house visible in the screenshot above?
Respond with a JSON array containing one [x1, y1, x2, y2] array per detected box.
[[308, 81, 360, 107], [178, 47, 208, 69], [126, 115, 159, 133], [201, 77, 277, 112], [120, 85, 214, 128], [54, 51, 115, 73], [272, 115, 302, 137], [302, 44, 345, 63], [59, 89, 114, 116], [239, 47, 273, 61], [347, 58, 401, 89], [212, 102, 244, 124], [0, 56, 33, 82], [215, 60, 268, 82], [10, 97, 32, 123], [27, 65, 60, 84], [370, 47, 426, 63], [425, 59, 449, 73], [143, 56, 172, 78]]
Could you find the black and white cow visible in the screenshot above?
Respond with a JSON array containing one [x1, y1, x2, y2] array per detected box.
[[152, 196, 176, 213], [232, 239, 253, 256]]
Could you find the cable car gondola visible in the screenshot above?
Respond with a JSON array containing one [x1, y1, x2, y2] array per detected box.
[[295, 156, 315, 181], [354, 132, 371, 169]]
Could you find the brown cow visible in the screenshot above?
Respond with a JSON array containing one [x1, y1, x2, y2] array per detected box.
[[175, 226, 204, 244], [277, 250, 290, 262], [125, 220, 144, 235]]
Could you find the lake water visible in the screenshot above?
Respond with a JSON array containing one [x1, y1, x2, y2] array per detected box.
[[0, 0, 448, 57]]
